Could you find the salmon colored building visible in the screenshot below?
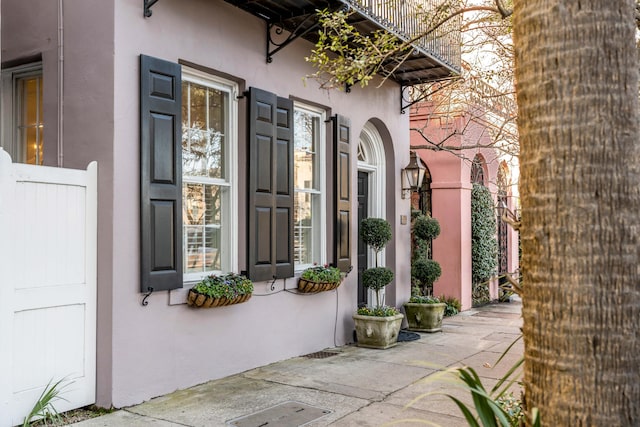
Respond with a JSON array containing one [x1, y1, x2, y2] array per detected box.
[[410, 100, 519, 310]]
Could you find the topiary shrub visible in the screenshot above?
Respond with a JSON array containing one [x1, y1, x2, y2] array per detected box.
[[411, 259, 442, 296], [359, 217, 395, 312], [362, 267, 394, 291], [359, 217, 392, 255], [471, 183, 498, 306], [413, 215, 441, 241], [410, 212, 442, 298]]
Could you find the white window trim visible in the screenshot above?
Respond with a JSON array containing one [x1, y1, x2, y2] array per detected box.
[[1, 62, 43, 163], [358, 123, 387, 269], [357, 122, 387, 306], [293, 102, 327, 273], [181, 67, 238, 282]]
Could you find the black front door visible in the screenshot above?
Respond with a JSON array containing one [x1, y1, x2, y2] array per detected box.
[[357, 171, 369, 307]]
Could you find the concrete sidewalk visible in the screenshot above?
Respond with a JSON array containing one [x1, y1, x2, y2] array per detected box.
[[75, 301, 523, 427]]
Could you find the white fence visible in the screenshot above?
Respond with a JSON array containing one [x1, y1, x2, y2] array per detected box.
[[0, 149, 97, 426]]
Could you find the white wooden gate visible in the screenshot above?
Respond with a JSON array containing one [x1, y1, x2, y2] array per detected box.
[[0, 149, 97, 426]]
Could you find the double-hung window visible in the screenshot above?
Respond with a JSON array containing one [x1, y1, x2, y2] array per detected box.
[[1, 63, 44, 164], [293, 104, 326, 271], [181, 69, 237, 281]]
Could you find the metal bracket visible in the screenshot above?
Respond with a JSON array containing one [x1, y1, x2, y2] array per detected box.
[[400, 78, 460, 114], [266, 16, 320, 63], [144, 0, 159, 18], [400, 85, 430, 114]]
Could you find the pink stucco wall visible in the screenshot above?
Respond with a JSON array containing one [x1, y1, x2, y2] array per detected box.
[[2, 0, 416, 409], [410, 102, 519, 310]]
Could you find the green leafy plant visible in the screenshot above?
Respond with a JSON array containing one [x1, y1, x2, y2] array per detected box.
[[359, 217, 395, 314], [496, 393, 525, 426], [361, 267, 394, 292], [411, 259, 442, 296], [404, 334, 540, 427], [357, 305, 400, 317], [305, 8, 404, 89], [359, 217, 392, 255], [440, 295, 462, 316], [192, 273, 253, 299], [23, 378, 69, 427], [410, 212, 443, 298], [413, 214, 441, 241], [471, 183, 498, 306], [300, 264, 342, 283], [409, 294, 441, 304]]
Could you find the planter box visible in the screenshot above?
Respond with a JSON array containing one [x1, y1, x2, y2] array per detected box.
[[187, 289, 252, 308], [353, 313, 404, 349], [403, 302, 446, 332], [297, 278, 341, 293]]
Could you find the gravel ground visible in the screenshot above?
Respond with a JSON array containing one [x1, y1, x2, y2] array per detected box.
[[28, 406, 110, 426]]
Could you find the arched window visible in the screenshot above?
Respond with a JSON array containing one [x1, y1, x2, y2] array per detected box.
[[497, 165, 508, 281], [471, 154, 485, 185], [419, 165, 432, 217]]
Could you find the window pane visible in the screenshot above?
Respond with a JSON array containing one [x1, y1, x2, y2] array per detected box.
[[294, 192, 314, 265], [16, 74, 43, 165], [294, 110, 319, 190], [183, 183, 222, 274], [293, 106, 324, 269], [182, 81, 228, 179]]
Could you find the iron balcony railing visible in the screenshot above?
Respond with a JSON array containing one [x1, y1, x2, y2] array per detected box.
[[342, 0, 462, 73]]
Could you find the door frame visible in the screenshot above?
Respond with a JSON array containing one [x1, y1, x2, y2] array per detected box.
[[357, 122, 386, 307]]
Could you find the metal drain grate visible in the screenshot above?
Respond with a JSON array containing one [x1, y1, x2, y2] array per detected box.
[[303, 350, 339, 359], [227, 401, 332, 427]]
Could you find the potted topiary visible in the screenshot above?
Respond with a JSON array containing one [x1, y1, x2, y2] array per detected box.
[[187, 272, 253, 308], [404, 213, 447, 332], [353, 217, 404, 349], [298, 264, 343, 293]]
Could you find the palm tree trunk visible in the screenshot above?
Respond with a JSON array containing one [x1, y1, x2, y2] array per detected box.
[[513, 0, 640, 424]]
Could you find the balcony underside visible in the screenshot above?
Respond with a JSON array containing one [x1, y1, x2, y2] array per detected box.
[[223, 0, 461, 86]]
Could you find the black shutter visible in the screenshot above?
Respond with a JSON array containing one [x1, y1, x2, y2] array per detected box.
[[140, 54, 183, 292], [247, 88, 294, 281], [333, 115, 352, 272]]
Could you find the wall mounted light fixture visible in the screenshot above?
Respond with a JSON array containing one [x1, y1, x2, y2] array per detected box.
[[497, 200, 521, 231], [401, 150, 426, 199]]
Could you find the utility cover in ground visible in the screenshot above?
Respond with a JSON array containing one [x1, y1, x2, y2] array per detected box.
[[227, 401, 332, 427]]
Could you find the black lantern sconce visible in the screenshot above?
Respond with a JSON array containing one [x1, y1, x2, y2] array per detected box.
[[401, 151, 426, 199]]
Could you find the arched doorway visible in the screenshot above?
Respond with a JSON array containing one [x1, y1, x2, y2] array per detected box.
[[357, 122, 386, 307]]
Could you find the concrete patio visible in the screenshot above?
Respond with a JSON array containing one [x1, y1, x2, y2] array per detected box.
[[74, 300, 523, 427]]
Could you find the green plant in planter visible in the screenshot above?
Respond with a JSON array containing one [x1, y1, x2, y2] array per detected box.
[[300, 264, 342, 283], [359, 217, 397, 315], [413, 214, 441, 242], [411, 258, 442, 297], [411, 213, 442, 296], [192, 273, 254, 299], [409, 294, 441, 304]]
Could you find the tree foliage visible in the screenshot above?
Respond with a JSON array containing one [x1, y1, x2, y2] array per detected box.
[[471, 183, 497, 286]]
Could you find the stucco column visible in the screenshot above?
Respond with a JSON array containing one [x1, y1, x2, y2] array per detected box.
[[431, 181, 473, 310]]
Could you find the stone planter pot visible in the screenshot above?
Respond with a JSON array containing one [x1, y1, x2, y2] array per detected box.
[[403, 302, 446, 332], [353, 313, 404, 349], [297, 278, 341, 293], [187, 289, 252, 308]]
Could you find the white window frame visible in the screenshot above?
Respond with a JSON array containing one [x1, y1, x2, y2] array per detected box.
[[1, 62, 43, 163], [181, 67, 238, 283], [293, 102, 327, 273]]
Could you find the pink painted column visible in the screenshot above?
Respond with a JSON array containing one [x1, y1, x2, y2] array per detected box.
[[430, 181, 473, 310]]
